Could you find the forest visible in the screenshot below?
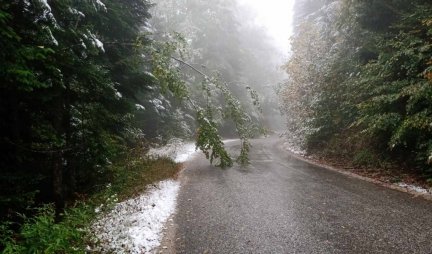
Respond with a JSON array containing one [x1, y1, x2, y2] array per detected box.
[[282, 0, 432, 175], [0, 0, 282, 252], [1, 0, 432, 252]]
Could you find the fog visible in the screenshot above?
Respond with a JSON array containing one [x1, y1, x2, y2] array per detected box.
[[151, 0, 294, 133], [237, 0, 295, 54]]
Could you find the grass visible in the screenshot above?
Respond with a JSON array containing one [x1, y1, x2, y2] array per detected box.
[[1, 151, 181, 254], [110, 155, 182, 201]]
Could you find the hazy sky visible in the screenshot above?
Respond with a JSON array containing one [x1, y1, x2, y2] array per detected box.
[[237, 0, 295, 54]]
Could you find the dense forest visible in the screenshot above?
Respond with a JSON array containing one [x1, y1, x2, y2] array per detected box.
[[2, 0, 432, 252], [281, 0, 432, 176], [0, 0, 283, 251]]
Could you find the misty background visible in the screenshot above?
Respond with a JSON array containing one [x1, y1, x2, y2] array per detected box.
[[2, 0, 432, 252], [149, 0, 294, 135]]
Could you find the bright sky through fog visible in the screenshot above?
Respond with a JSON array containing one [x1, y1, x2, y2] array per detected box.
[[237, 0, 295, 54]]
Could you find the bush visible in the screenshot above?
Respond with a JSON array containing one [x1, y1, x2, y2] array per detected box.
[[352, 149, 382, 168], [0, 150, 181, 253], [2, 204, 92, 254]]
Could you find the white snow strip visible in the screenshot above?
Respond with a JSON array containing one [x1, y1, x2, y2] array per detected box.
[[39, 0, 51, 11], [90, 180, 180, 253], [94, 0, 107, 12], [397, 183, 431, 194], [68, 7, 85, 18], [86, 30, 105, 52], [147, 138, 197, 163], [94, 38, 105, 52], [223, 139, 239, 144], [115, 91, 122, 99], [145, 71, 156, 79], [44, 26, 58, 46], [135, 104, 145, 110]]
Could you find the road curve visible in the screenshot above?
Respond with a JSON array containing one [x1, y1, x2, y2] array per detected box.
[[170, 137, 432, 253]]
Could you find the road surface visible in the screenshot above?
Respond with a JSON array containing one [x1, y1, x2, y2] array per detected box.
[[168, 137, 432, 253]]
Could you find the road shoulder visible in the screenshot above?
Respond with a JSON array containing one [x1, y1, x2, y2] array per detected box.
[[277, 139, 432, 202]]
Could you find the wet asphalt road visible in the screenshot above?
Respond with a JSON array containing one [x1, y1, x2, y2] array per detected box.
[[172, 137, 432, 253]]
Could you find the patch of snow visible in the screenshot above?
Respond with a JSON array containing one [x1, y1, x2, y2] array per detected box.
[[174, 143, 196, 163], [223, 139, 239, 144], [94, 38, 105, 52], [115, 91, 122, 99], [35, 0, 58, 25], [23, 0, 31, 12], [149, 99, 166, 111], [145, 71, 156, 79], [397, 183, 431, 195], [93, 0, 107, 12], [135, 104, 146, 110], [86, 30, 105, 52], [80, 40, 87, 49], [147, 138, 197, 163], [44, 26, 58, 46], [279, 132, 306, 156], [283, 141, 306, 156], [184, 114, 195, 121], [68, 7, 85, 18], [142, 25, 153, 33], [39, 0, 51, 11], [90, 180, 180, 253]]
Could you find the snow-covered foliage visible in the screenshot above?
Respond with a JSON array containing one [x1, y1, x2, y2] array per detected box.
[[42, 26, 58, 46], [149, 98, 166, 112], [92, 0, 107, 12], [135, 104, 145, 110], [90, 180, 180, 253], [68, 7, 85, 18], [281, 133, 306, 156], [114, 91, 122, 99], [86, 30, 105, 52], [280, 0, 346, 149], [34, 0, 57, 24]]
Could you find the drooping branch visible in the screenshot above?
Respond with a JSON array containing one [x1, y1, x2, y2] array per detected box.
[[170, 56, 208, 78]]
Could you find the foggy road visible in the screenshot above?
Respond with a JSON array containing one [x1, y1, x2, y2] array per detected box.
[[169, 137, 432, 253]]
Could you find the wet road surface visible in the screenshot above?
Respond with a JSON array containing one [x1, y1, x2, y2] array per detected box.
[[172, 137, 432, 253]]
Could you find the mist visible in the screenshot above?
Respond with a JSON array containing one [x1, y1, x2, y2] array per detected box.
[[3, 0, 432, 251], [150, 0, 294, 134]]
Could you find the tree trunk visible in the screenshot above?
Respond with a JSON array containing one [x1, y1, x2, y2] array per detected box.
[[52, 151, 65, 219]]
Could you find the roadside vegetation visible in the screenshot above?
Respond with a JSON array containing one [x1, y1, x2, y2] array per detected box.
[[1, 154, 180, 253], [281, 0, 432, 183], [0, 0, 283, 252]]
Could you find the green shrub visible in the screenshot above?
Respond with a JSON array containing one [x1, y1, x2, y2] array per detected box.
[[353, 149, 382, 168], [1, 154, 180, 253], [2, 204, 92, 254]]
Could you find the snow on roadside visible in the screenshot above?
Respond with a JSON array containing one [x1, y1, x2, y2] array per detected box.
[[147, 138, 197, 163], [90, 180, 180, 253], [278, 132, 306, 156], [223, 139, 239, 144], [173, 143, 196, 163], [281, 140, 306, 156], [397, 183, 432, 195]]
